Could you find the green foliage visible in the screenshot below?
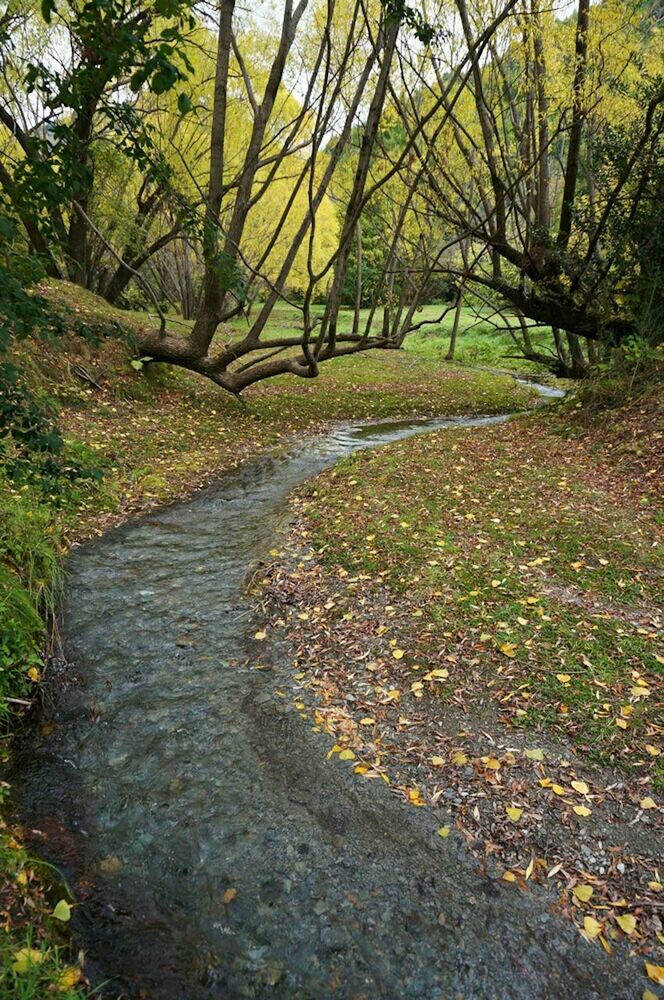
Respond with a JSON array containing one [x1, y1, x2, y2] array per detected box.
[[0, 483, 61, 722]]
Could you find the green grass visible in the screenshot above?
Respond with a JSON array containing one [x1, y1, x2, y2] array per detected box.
[[296, 394, 663, 783], [44, 282, 553, 376], [0, 830, 86, 999]]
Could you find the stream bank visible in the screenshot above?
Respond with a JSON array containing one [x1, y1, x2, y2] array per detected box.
[[10, 388, 648, 999]]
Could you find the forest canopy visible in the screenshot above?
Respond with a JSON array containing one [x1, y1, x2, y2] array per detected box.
[[1, 0, 663, 389]]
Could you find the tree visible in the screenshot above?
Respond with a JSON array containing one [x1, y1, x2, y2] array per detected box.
[[390, 0, 664, 373]]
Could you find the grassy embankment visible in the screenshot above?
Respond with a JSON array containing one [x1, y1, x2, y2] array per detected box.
[[0, 280, 536, 996], [261, 370, 664, 976]]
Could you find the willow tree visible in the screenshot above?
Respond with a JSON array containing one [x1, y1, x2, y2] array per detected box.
[[390, 0, 664, 373]]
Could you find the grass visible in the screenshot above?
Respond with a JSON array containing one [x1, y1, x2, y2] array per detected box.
[[43, 281, 554, 375], [289, 389, 663, 782], [257, 379, 663, 963]]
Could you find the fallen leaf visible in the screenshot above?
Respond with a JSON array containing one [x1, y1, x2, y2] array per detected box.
[[56, 967, 81, 992], [12, 948, 44, 974], [431, 756, 445, 766], [502, 871, 517, 882], [525, 748, 544, 761], [640, 797, 656, 810], [573, 805, 592, 817], [451, 751, 468, 765], [506, 806, 523, 822], [222, 888, 237, 904], [359, 717, 375, 726], [499, 643, 517, 658], [338, 749, 356, 761], [645, 963, 664, 986], [583, 916, 602, 939], [615, 913, 636, 935], [437, 826, 451, 838], [392, 649, 405, 660], [556, 674, 571, 684], [573, 885, 594, 903], [254, 631, 267, 640], [571, 780, 589, 795], [52, 900, 71, 922]]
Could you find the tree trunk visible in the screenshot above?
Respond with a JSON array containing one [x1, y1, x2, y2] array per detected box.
[[445, 285, 464, 360]]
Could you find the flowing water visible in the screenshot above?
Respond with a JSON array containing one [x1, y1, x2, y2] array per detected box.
[[11, 383, 640, 999]]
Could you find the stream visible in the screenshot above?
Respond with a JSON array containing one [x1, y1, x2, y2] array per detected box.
[[11, 381, 642, 999]]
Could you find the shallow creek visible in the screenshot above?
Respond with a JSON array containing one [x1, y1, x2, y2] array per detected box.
[[11, 382, 642, 999]]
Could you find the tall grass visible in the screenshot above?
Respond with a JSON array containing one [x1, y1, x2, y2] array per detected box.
[[0, 480, 62, 722]]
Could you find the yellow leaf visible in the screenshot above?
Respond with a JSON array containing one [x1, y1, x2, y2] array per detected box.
[[615, 913, 636, 935], [502, 871, 517, 882], [525, 748, 544, 761], [359, 717, 375, 726], [645, 745, 660, 757], [482, 756, 501, 770], [525, 596, 539, 604], [551, 784, 565, 795], [393, 649, 405, 660], [430, 668, 449, 679], [556, 674, 571, 684], [631, 686, 650, 697], [12, 948, 44, 974], [645, 963, 664, 986], [339, 749, 356, 761], [451, 751, 468, 765], [254, 631, 267, 640], [431, 756, 444, 766], [583, 916, 602, 939], [407, 788, 425, 806], [572, 885, 593, 903], [643, 990, 659, 1000], [615, 718, 628, 729], [52, 899, 71, 922], [222, 888, 237, 904], [16, 870, 27, 886], [648, 881, 662, 891], [57, 967, 81, 992], [437, 826, 451, 838], [640, 796, 656, 810], [525, 857, 534, 880], [621, 705, 634, 717], [297, 612, 309, 621], [354, 764, 369, 774], [499, 643, 517, 658], [506, 806, 523, 822], [27, 667, 40, 683], [571, 780, 589, 795], [573, 805, 592, 817]]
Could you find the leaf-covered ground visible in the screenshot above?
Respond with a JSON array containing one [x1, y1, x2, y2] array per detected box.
[[259, 389, 664, 978]]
